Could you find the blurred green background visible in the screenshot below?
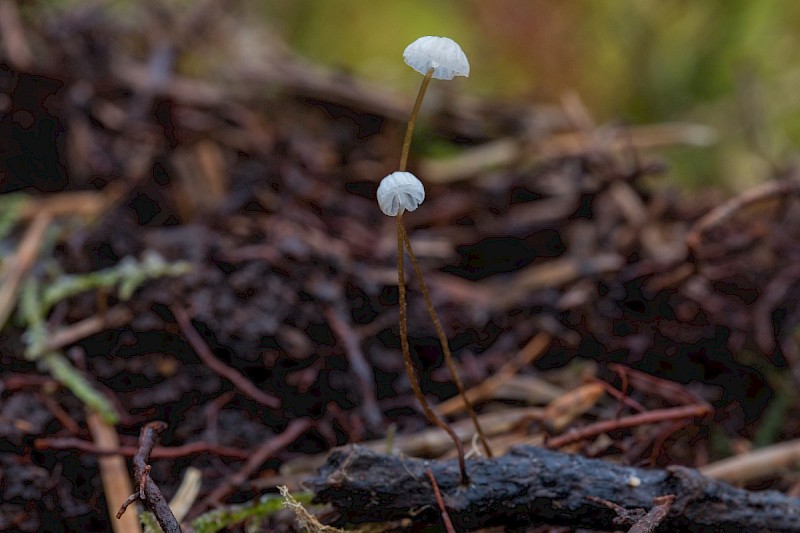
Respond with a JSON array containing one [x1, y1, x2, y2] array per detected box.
[[260, 0, 800, 190], [40, 0, 800, 190]]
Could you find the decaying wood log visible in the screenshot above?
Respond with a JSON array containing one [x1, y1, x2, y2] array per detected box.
[[309, 445, 800, 532]]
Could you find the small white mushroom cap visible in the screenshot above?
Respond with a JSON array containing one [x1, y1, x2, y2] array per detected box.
[[403, 36, 469, 80], [376, 171, 425, 216]]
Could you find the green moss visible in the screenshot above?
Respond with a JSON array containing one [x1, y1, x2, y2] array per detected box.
[[15, 247, 190, 425]]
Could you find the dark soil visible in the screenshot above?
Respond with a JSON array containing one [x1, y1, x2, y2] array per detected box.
[[2, 4, 800, 532]]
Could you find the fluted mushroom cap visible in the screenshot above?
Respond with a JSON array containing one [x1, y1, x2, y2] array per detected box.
[[403, 36, 469, 80], [377, 171, 425, 216]]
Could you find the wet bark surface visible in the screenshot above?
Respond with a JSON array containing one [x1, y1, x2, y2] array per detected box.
[[311, 445, 800, 532]]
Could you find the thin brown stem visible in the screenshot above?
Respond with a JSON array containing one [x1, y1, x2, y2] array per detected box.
[[427, 468, 456, 533], [399, 68, 434, 172], [398, 222, 493, 457], [397, 214, 468, 484], [116, 421, 181, 533]]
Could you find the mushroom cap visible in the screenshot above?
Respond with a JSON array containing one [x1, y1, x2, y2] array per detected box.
[[376, 171, 425, 216], [403, 36, 469, 80]]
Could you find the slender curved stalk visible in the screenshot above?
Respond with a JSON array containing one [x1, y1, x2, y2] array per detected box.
[[399, 68, 434, 172], [397, 214, 468, 483], [393, 65, 492, 481], [401, 67, 492, 456], [398, 222, 493, 457]]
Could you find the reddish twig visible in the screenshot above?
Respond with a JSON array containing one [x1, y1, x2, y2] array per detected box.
[[608, 364, 707, 407], [752, 263, 800, 353], [1, 373, 57, 390], [546, 404, 711, 450], [426, 468, 456, 533], [590, 492, 676, 532], [0, 0, 33, 70], [586, 495, 641, 526], [35, 437, 252, 459], [629, 495, 676, 533], [610, 364, 632, 420], [325, 306, 383, 431], [203, 391, 236, 444], [36, 392, 82, 434], [117, 421, 181, 533], [200, 417, 313, 509], [0, 211, 51, 329], [172, 305, 281, 409], [686, 179, 800, 251], [590, 376, 647, 416], [44, 306, 133, 352]]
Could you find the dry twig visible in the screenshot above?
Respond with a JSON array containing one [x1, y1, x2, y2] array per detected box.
[[310, 445, 800, 532], [700, 437, 800, 484], [172, 305, 281, 409], [117, 421, 181, 533], [200, 417, 313, 509], [545, 404, 711, 450], [88, 413, 141, 533]]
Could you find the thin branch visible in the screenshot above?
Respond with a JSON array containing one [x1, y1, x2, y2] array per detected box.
[[172, 305, 281, 409], [426, 469, 456, 533], [117, 421, 181, 533], [545, 404, 712, 450], [35, 437, 251, 460], [201, 417, 313, 509]]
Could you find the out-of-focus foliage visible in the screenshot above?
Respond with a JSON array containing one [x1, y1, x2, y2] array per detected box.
[[33, 0, 800, 188], [269, 0, 800, 189]]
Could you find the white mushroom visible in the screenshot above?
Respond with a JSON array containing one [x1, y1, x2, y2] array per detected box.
[[403, 36, 470, 80], [376, 171, 425, 216]]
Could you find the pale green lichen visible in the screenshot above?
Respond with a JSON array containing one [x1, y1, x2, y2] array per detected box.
[[0, 193, 26, 241], [191, 491, 313, 533], [18, 251, 190, 424]]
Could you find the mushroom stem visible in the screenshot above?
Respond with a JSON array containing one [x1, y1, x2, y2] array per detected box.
[[398, 221, 494, 458], [399, 68, 434, 172], [397, 214, 468, 484]]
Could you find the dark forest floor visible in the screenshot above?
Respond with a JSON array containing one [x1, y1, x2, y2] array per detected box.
[[2, 3, 800, 532]]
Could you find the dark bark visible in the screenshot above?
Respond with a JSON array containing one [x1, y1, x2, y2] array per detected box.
[[117, 421, 181, 533], [309, 445, 800, 532]]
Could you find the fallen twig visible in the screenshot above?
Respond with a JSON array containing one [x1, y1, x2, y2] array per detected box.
[[545, 403, 711, 450], [700, 437, 800, 484], [324, 306, 383, 431], [201, 417, 314, 509], [172, 305, 281, 409], [310, 445, 800, 532], [0, 212, 51, 330], [35, 437, 251, 459], [44, 306, 134, 352], [436, 332, 551, 417], [629, 495, 675, 533], [686, 179, 800, 251], [590, 493, 675, 533], [0, 0, 32, 69], [426, 469, 456, 533], [88, 413, 141, 533], [117, 421, 181, 533]]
